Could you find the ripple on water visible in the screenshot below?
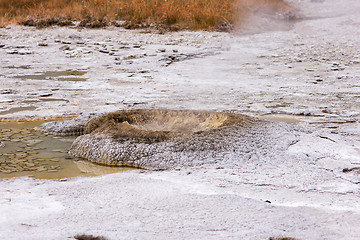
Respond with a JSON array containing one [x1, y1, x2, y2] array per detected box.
[[0, 121, 135, 179]]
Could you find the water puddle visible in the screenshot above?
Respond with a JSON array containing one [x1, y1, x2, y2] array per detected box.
[[14, 74, 47, 80], [0, 106, 37, 116], [0, 121, 135, 179], [45, 70, 87, 76], [39, 98, 69, 102], [21, 100, 40, 104], [14, 70, 87, 81], [5, 65, 31, 69], [55, 77, 87, 81]]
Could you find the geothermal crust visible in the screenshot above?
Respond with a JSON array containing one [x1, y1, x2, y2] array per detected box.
[[39, 109, 301, 169], [1, 1, 360, 239]]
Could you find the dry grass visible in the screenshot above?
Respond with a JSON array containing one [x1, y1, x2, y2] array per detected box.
[[0, 0, 292, 30]]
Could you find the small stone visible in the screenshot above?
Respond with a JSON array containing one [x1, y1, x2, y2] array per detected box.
[[69, 34, 81, 39], [138, 69, 150, 74], [18, 50, 32, 55], [6, 50, 18, 54], [38, 43, 48, 47], [0, 89, 15, 94], [105, 101, 117, 105], [59, 45, 70, 51], [39, 92, 53, 97], [157, 48, 166, 53]]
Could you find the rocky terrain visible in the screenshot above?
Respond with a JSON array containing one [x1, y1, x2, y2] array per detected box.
[[0, 0, 360, 239]]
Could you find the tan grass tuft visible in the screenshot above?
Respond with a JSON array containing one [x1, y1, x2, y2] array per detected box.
[[0, 0, 292, 30]]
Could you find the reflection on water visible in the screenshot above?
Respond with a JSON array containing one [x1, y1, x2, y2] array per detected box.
[[14, 70, 88, 81], [0, 121, 135, 179], [0, 106, 37, 115]]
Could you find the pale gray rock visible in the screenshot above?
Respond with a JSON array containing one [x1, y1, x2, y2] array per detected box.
[[36, 113, 100, 136]]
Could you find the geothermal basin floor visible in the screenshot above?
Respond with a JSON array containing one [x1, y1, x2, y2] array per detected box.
[[1, 0, 360, 239]]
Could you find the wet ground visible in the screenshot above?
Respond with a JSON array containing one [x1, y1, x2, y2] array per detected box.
[[0, 121, 135, 179], [0, 5, 358, 136]]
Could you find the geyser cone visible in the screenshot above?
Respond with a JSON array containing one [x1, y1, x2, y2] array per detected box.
[[69, 109, 255, 169], [84, 109, 251, 141]]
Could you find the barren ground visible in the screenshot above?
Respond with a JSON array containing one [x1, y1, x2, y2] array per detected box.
[[0, 0, 360, 239]]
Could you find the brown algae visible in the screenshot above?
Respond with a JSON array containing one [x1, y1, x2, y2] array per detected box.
[[0, 121, 134, 179]]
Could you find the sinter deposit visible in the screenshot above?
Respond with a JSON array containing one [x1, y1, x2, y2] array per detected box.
[[39, 109, 299, 169], [1, 0, 360, 239]]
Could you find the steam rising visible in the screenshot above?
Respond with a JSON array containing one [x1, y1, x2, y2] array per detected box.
[[235, 0, 299, 34]]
